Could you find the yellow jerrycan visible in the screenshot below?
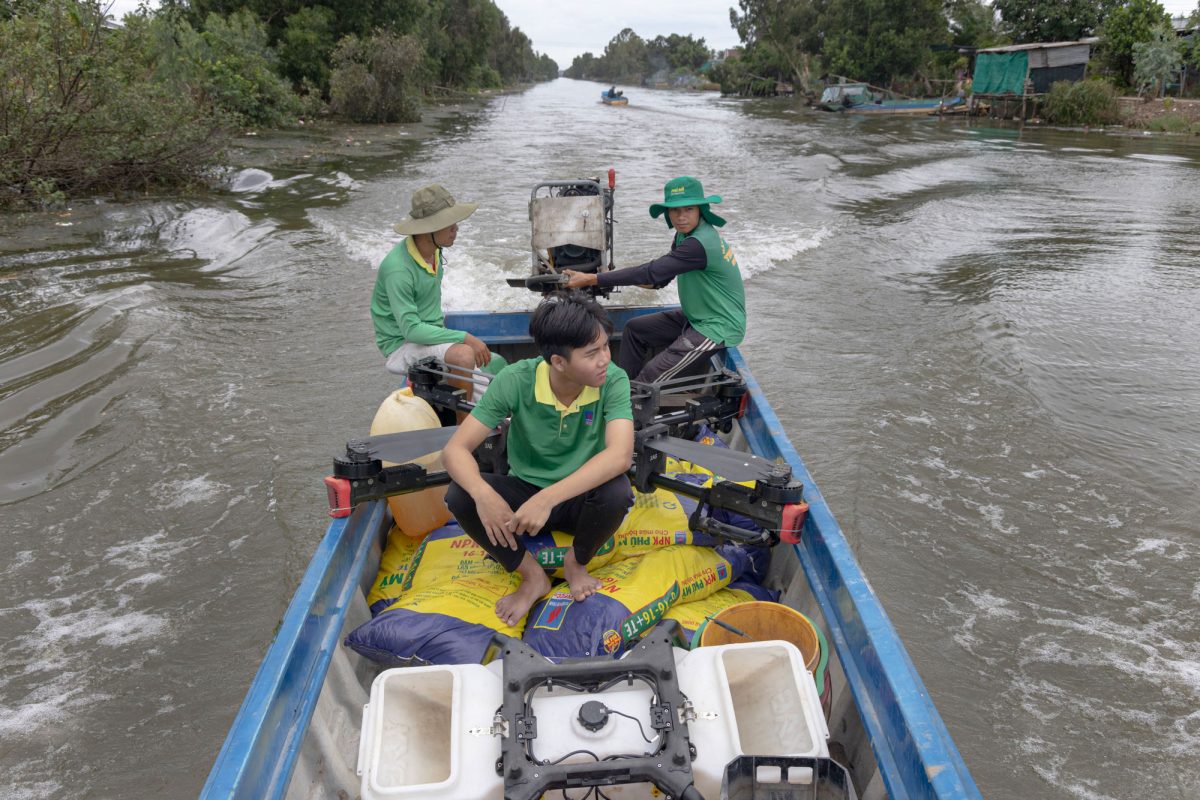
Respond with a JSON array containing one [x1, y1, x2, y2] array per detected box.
[[369, 388, 453, 538]]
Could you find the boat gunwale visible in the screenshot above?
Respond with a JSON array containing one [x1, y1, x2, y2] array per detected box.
[[200, 501, 387, 799]]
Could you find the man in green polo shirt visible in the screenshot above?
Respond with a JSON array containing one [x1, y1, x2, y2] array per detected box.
[[443, 293, 634, 626], [564, 176, 745, 383], [371, 184, 506, 398]]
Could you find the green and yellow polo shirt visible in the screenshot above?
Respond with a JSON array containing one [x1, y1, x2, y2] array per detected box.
[[470, 358, 632, 487], [371, 237, 466, 357]]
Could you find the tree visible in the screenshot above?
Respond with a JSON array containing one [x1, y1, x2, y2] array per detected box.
[[184, 0, 426, 43], [277, 5, 336, 91], [160, 9, 300, 127], [1133, 23, 1182, 95], [647, 33, 711, 74], [1100, 0, 1171, 86], [730, 0, 825, 89], [0, 0, 227, 206], [602, 28, 648, 82], [993, 0, 1119, 43], [537, 54, 559, 80], [565, 52, 600, 80], [820, 0, 948, 87], [945, 0, 1005, 49], [328, 30, 425, 122]]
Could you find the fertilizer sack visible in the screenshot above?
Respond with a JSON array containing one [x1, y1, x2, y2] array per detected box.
[[345, 523, 523, 666], [522, 544, 753, 661], [366, 528, 422, 616]]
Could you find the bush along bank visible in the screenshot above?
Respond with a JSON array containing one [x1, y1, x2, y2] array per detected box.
[[0, 0, 558, 210], [1021, 80, 1200, 135]]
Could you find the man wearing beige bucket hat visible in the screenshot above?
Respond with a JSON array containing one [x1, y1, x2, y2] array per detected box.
[[370, 184, 507, 393]]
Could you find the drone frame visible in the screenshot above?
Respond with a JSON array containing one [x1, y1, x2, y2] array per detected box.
[[327, 359, 807, 545]]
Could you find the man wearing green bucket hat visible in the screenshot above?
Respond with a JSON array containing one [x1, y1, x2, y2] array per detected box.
[[371, 184, 507, 396], [564, 176, 745, 382]]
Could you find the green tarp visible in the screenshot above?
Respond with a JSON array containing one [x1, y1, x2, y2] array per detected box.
[[972, 51, 1029, 95]]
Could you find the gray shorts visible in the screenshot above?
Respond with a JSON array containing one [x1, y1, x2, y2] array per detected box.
[[384, 341, 456, 375]]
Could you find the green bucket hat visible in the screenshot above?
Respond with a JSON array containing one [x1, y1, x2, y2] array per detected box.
[[393, 184, 478, 235], [648, 176, 726, 228]]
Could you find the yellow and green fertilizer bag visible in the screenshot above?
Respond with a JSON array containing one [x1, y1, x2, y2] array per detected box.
[[522, 543, 754, 661], [526, 485, 721, 576], [346, 521, 527, 666], [366, 527, 422, 616]]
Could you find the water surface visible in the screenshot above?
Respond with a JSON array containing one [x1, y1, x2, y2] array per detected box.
[[2, 78, 1198, 799]]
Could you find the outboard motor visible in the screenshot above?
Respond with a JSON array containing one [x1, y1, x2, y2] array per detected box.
[[547, 182, 606, 272], [509, 170, 616, 295]]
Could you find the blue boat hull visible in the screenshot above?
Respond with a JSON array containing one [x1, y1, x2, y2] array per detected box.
[[202, 308, 981, 800], [818, 97, 966, 115]]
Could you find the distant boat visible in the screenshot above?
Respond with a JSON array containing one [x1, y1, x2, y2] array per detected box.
[[816, 82, 963, 115], [601, 91, 629, 106]]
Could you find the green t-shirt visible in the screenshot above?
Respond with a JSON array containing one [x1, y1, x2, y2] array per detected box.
[[371, 237, 467, 356], [470, 358, 633, 488], [676, 221, 746, 346]]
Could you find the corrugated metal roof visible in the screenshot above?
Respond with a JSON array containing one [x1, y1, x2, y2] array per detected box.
[[978, 37, 1099, 54]]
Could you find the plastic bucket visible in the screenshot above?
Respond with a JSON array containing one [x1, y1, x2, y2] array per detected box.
[[697, 602, 821, 676]]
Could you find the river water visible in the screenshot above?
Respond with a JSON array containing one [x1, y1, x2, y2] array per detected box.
[[2, 78, 1197, 799]]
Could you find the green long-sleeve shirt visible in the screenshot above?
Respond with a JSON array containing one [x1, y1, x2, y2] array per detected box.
[[371, 237, 467, 356]]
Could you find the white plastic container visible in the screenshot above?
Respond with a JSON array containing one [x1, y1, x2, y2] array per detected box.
[[359, 642, 827, 800], [357, 663, 503, 800], [677, 640, 829, 800]]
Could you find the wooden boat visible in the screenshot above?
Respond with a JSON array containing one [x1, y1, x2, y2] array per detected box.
[[601, 91, 629, 106], [816, 83, 964, 115], [200, 175, 983, 800]]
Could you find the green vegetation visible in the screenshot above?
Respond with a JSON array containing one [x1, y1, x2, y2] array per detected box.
[[1144, 111, 1192, 131], [1, 1, 229, 208], [565, 30, 715, 86], [162, 9, 301, 128], [329, 31, 424, 123], [712, 0, 975, 97], [1, 0, 557, 208], [1040, 80, 1125, 126], [1098, 0, 1171, 86], [992, 0, 1119, 43], [709, 0, 1200, 101], [1132, 24, 1183, 97]]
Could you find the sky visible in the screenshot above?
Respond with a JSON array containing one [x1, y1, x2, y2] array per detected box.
[[103, 0, 1199, 69], [489, 0, 743, 68]]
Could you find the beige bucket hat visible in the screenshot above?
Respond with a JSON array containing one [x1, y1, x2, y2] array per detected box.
[[393, 184, 478, 235]]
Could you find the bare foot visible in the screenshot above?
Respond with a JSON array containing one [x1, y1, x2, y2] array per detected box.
[[563, 550, 601, 602], [495, 557, 552, 626]]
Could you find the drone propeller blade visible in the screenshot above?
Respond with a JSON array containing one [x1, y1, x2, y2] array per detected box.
[[643, 436, 774, 482], [354, 426, 456, 464]]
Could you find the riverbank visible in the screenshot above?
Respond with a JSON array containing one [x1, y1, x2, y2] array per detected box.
[[1119, 96, 1200, 132], [226, 97, 491, 171], [0, 97, 489, 235]]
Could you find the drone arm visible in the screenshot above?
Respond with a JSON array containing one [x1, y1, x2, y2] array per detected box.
[[324, 466, 450, 518], [636, 470, 805, 545]]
